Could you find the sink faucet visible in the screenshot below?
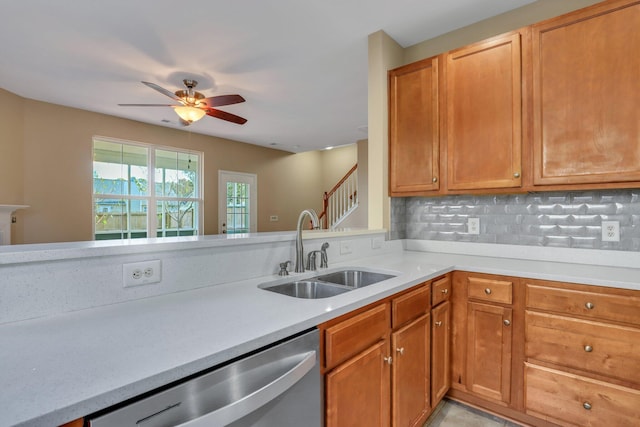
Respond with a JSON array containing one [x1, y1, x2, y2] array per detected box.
[[295, 209, 320, 273]]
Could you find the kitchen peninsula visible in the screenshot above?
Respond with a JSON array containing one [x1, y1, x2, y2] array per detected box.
[[2, 231, 639, 426]]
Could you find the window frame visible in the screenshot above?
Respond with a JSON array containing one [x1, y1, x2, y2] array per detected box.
[[92, 136, 204, 240]]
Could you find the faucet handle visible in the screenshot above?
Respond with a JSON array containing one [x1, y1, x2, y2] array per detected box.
[[320, 242, 329, 268], [278, 261, 290, 276], [306, 251, 321, 271]]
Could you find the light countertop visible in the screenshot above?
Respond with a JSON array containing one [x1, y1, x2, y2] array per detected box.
[[2, 246, 639, 426]]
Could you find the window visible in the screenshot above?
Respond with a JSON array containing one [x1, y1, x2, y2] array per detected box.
[[93, 137, 202, 240], [226, 181, 250, 233]]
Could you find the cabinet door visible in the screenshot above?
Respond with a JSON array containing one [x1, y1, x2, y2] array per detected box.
[[391, 314, 431, 427], [389, 56, 440, 195], [466, 302, 512, 405], [431, 301, 451, 407], [326, 340, 391, 427], [531, 0, 640, 186], [445, 32, 522, 190]]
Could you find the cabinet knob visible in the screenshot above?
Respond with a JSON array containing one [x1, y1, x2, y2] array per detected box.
[[513, 172, 521, 178], [396, 347, 404, 355], [432, 177, 438, 183], [584, 345, 593, 353], [503, 319, 511, 326], [585, 302, 595, 310], [583, 402, 592, 410], [435, 321, 443, 327], [441, 289, 448, 294], [484, 288, 492, 295], [383, 356, 393, 365]]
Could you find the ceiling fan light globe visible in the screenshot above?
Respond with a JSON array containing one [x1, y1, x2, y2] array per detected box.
[[174, 106, 206, 123]]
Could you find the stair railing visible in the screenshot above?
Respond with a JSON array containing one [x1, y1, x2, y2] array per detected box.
[[319, 163, 358, 229]]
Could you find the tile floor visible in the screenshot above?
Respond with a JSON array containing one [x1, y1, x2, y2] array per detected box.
[[424, 399, 523, 427]]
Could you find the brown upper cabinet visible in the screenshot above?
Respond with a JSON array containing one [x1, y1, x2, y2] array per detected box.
[[389, 0, 640, 196], [389, 56, 440, 196], [530, 0, 640, 187], [444, 31, 523, 191]]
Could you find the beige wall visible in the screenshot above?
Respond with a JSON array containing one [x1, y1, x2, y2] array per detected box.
[[404, 0, 603, 62], [319, 144, 358, 193], [368, 0, 605, 231], [1, 90, 345, 244], [0, 89, 26, 243]]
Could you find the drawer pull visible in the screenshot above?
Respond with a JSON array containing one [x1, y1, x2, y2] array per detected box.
[[396, 347, 404, 355], [441, 289, 448, 294], [485, 288, 492, 295], [503, 319, 511, 326], [584, 345, 593, 353], [383, 356, 393, 365], [432, 177, 438, 183], [585, 302, 595, 310], [435, 321, 443, 327], [583, 402, 592, 410]]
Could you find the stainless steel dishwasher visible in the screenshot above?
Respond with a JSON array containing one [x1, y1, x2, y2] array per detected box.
[[88, 328, 321, 427]]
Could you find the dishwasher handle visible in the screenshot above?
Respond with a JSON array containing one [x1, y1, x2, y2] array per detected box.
[[175, 350, 317, 427]]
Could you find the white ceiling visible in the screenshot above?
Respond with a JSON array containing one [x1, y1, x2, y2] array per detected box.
[[0, 0, 534, 152]]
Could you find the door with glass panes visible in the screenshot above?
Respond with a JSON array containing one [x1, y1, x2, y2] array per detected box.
[[218, 171, 257, 234]]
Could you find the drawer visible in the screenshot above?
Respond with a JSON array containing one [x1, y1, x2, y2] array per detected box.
[[431, 275, 451, 306], [392, 283, 430, 329], [525, 311, 640, 385], [467, 276, 512, 304], [525, 363, 640, 427], [526, 282, 640, 327], [324, 303, 390, 369]]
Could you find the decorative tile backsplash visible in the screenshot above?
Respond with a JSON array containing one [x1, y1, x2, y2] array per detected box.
[[390, 190, 640, 251]]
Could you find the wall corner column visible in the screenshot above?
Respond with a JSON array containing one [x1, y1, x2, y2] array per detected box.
[[367, 30, 404, 232]]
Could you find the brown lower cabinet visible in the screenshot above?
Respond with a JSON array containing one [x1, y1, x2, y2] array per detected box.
[[466, 301, 512, 405], [430, 300, 450, 406], [326, 339, 391, 426], [448, 272, 640, 427], [391, 313, 431, 427], [321, 275, 451, 427], [522, 279, 640, 426]]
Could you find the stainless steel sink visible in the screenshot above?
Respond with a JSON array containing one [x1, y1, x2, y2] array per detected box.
[[312, 270, 396, 288], [260, 280, 351, 299], [259, 268, 397, 299]]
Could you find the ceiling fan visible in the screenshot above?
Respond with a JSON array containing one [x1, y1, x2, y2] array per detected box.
[[119, 79, 247, 126]]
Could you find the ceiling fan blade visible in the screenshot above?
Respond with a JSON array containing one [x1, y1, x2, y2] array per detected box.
[[118, 103, 176, 107], [206, 108, 248, 125], [203, 94, 246, 107], [141, 81, 183, 102]]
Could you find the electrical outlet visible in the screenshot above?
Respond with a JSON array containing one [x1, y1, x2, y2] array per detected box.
[[123, 260, 162, 287], [601, 220, 620, 242], [468, 218, 480, 235]]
